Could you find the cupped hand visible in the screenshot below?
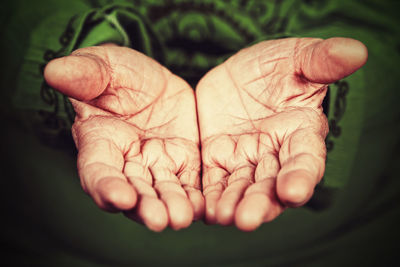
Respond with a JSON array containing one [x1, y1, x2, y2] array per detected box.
[[44, 45, 204, 231], [196, 37, 367, 231]]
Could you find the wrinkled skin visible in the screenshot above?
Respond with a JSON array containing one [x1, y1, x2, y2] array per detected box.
[[45, 37, 367, 232], [45, 45, 203, 231], [196, 37, 367, 231]]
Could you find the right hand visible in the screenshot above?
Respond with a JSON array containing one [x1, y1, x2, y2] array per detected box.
[[196, 37, 367, 231]]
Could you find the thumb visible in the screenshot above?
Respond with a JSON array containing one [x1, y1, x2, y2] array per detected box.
[[44, 51, 110, 101], [298, 37, 368, 84]]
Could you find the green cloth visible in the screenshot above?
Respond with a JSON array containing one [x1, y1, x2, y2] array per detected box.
[[1, 0, 400, 266]]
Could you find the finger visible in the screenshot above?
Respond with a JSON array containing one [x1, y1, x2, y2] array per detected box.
[[254, 152, 280, 183], [44, 46, 168, 103], [298, 37, 368, 84], [235, 178, 284, 231], [202, 167, 229, 224], [77, 139, 137, 211], [234, 153, 283, 231], [277, 128, 326, 207], [73, 118, 140, 211], [152, 168, 194, 230], [164, 140, 203, 220], [44, 51, 110, 101], [184, 187, 204, 220], [124, 196, 169, 232], [125, 177, 169, 232], [124, 160, 153, 184], [125, 161, 169, 231], [180, 170, 204, 220], [215, 166, 254, 225]]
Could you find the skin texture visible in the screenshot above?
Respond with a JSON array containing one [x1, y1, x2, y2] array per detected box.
[[44, 37, 367, 232], [196, 37, 368, 231], [44, 45, 203, 231]]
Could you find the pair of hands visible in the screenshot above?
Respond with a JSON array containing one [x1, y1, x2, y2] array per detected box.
[[44, 37, 367, 232]]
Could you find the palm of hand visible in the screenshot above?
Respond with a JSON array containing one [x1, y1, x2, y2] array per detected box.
[[46, 46, 202, 231], [196, 38, 351, 230], [45, 38, 366, 232]]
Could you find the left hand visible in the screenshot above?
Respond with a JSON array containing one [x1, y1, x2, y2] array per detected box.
[[44, 45, 203, 231]]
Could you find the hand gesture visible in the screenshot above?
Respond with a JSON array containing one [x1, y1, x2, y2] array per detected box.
[[196, 37, 367, 231], [44, 45, 204, 231]]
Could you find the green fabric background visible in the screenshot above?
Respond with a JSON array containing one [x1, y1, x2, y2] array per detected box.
[[1, 0, 399, 266]]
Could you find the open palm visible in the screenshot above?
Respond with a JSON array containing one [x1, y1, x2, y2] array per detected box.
[[45, 38, 367, 232], [196, 38, 367, 231], [44, 45, 203, 231]]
